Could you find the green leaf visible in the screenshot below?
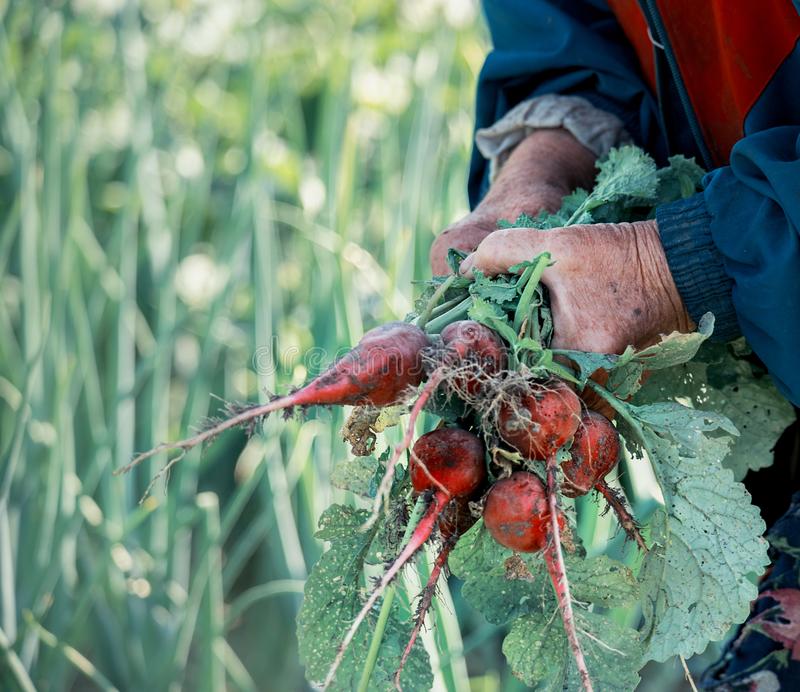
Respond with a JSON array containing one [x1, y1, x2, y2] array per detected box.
[[503, 609, 642, 692], [632, 421, 770, 661], [593, 146, 659, 205], [627, 401, 739, 444], [606, 362, 646, 399], [502, 609, 567, 691], [603, 313, 715, 398], [448, 521, 551, 625], [446, 247, 469, 275], [497, 212, 540, 229], [628, 313, 714, 370], [469, 268, 521, 306], [297, 505, 432, 691], [553, 349, 631, 387], [548, 314, 713, 399], [563, 146, 658, 225], [559, 189, 591, 221], [366, 496, 411, 566], [655, 155, 705, 205], [331, 456, 380, 497], [635, 344, 795, 479], [564, 554, 639, 608], [451, 522, 642, 686], [447, 520, 509, 577]]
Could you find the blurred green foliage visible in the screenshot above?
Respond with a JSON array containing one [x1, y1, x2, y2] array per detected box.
[[0, 0, 713, 689], [0, 0, 499, 689]]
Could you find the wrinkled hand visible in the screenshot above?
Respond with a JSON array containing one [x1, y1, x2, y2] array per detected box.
[[460, 220, 694, 353], [429, 128, 596, 276]]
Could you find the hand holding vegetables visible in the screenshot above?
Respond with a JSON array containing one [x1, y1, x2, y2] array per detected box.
[[429, 128, 596, 275], [120, 146, 778, 692], [460, 220, 694, 353]]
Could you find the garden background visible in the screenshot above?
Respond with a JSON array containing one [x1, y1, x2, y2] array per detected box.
[[0, 1, 703, 689]]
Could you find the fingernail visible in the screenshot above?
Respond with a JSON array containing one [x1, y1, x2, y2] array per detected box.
[[459, 254, 475, 277]]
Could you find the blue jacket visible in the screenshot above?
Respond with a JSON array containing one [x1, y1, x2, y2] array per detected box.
[[468, 0, 800, 405]]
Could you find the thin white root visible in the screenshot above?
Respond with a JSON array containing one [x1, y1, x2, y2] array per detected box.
[[544, 455, 593, 692], [680, 655, 699, 692], [323, 492, 446, 689], [114, 397, 290, 477]]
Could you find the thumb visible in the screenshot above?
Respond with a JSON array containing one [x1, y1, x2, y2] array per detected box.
[[459, 227, 571, 278]]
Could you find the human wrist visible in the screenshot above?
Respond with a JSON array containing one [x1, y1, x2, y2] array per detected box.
[[638, 219, 695, 339], [509, 128, 597, 191], [474, 94, 629, 193], [477, 129, 595, 221]]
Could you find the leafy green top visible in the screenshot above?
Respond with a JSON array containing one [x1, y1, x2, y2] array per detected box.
[[297, 504, 432, 691], [298, 147, 785, 691]]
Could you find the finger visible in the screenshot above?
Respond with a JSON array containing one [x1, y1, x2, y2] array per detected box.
[[460, 227, 571, 278], [430, 224, 495, 275], [459, 252, 477, 278]]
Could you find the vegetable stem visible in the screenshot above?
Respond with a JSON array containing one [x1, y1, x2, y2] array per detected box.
[[429, 294, 466, 320], [357, 496, 427, 692], [584, 381, 645, 443], [416, 275, 457, 329], [512, 253, 549, 334], [423, 297, 471, 334], [564, 196, 598, 226], [540, 358, 581, 385]]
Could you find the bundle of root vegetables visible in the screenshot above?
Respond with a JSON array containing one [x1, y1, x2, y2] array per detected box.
[[120, 148, 794, 691]]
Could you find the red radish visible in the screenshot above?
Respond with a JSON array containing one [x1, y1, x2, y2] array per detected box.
[[498, 379, 581, 460], [409, 428, 486, 498], [561, 412, 646, 551], [367, 323, 503, 528], [306, 321, 430, 407], [440, 320, 507, 395], [483, 467, 594, 690], [324, 428, 485, 689], [483, 472, 553, 552], [117, 322, 430, 478], [561, 411, 620, 498]]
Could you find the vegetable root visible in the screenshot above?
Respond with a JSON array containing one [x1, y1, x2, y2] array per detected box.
[[393, 541, 452, 691], [116, 322, 430, 483], [544, 454, 593, 692], [323, 491, 448, 690], [595, 481, 647, 552]]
